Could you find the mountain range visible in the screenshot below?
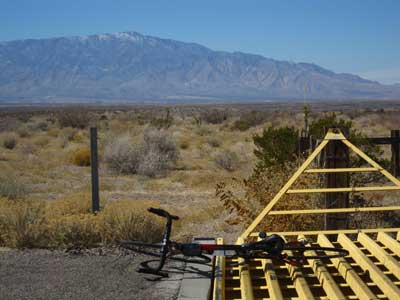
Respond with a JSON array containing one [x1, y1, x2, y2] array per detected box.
[[0, 31, 399, 103]]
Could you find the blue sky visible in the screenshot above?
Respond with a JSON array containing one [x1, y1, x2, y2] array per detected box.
[[1, 0, 400, 84]]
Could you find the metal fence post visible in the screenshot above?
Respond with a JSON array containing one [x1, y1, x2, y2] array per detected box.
[[90, 127, 100, 213], [391, 130, 400, 177]]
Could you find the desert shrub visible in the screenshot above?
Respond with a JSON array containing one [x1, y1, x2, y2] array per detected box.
[[57, 110, 90, 129], [105, 130, 179, 177], [253, 126, 299, 171], [150, 109, 174, 129], [3, 134, 17, 149], [36, 121, 48, 131], [0, 173, 27, 199], [28, 121, 48, 132], [33, 136, 50, 147], [206, 135, 221, 148], [196, 125, 213, 136], [47, 128, 59, 137], [216, 159, 323, 232], [214, 150, 240, 172], [201, 109, 228, 124], [59, 127, 77, 147], [17, 125, 31, 138], [0, 118, 20, 133], [233, 111, 267, 131], [104, 135, 141, 174], [180, 138, 190, 150], [20, 142, 37, 155], [16, 113, 31, 123], [71, 148, 91, 167], [138, 129, 179, 177]]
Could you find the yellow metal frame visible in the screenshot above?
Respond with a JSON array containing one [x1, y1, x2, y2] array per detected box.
[[215, 129, 400, 300], [239, 129, 400, 241]]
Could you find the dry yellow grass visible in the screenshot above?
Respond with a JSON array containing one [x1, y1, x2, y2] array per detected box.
[[0, 193, 163, 249]]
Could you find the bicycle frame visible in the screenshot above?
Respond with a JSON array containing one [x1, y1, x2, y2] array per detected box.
[[121, 207, 349, 276]]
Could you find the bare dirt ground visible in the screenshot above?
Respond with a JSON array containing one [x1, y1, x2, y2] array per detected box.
[[0, 248, 188, 300]]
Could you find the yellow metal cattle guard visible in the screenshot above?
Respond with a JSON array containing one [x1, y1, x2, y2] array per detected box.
[[212, 129, 400, 300]]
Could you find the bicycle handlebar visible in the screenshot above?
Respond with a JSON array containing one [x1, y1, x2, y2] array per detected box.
[[148, 207, 179, 220]]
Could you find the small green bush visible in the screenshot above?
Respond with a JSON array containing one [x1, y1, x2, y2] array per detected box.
[[253, 126, 299, 171]]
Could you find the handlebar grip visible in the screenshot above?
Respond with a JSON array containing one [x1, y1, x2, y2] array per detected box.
[[148, 207, 179, 220]]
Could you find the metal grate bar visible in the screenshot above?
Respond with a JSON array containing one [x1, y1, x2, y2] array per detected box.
[[377, 232, 400, 256], [284, 248, 315, 300], [337, 233, 400, 300], [357, 233, 400, 280], [258, 258, 283, 300], [299, 235, 345, 300], [317, 234, 378, 300]]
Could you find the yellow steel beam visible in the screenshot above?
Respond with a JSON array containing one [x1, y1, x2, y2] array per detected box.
[[377, 232, 400, 256], [287, 186, 400, 194], [259, 259, 283, 300], [239, 139, 329, 240], [337, 233, 400, 300], [284, 247, 315, 300], [213, 238, 225, 300], [342, 139, 400, 187], [257, 236, 283, 300], [397, 232, 400, 241], [357, 232, 400, 279], [269, 206, 400, 215], [249, 227, 400, 237], [237, 237, 254, 300], [317, 234, 378, 300], [324, 129, 347, 140], [305, 167, 379, 173], [298, 235, 346, 300]]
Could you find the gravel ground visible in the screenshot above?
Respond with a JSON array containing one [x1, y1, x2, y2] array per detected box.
[[0, 248, 186, 300]]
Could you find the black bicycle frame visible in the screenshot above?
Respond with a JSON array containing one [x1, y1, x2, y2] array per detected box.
[[138, 207, 179, 275]]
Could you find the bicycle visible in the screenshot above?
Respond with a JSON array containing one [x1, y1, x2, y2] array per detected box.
[[120, 207, 349, 277]]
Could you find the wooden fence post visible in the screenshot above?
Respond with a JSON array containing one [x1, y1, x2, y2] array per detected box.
[[90, 127, 100, 213], [324, 128, 350, 230]]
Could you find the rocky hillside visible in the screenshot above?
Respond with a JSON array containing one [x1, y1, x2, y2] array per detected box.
[[1, 31, 399, 102]]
